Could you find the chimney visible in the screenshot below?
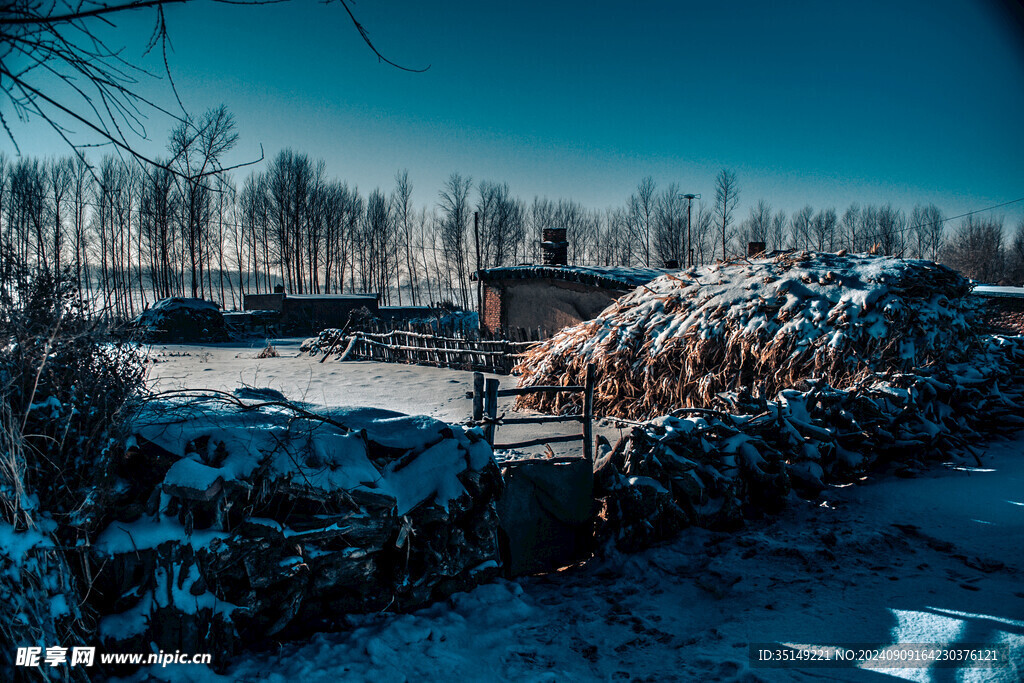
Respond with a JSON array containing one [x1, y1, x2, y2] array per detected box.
[[541, 227, 568, 266], [747, 241, 766, 257]]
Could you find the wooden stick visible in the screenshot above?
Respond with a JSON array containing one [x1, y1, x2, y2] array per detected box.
[[473, 372, 484, 422], [583, 362, 595, 463], [484, 378, 499, 445], [501, 414, 584, 425]]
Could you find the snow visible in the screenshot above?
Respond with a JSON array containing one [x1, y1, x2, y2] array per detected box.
[[121, 392, 492, 522], [583, 253, 969, 360], [144, 341, 590, 457], [197, 433, 1024, 682], [121, 343, 1023, 681], [93, 518, 229, 555], [145, 297, 221, 313], [0, 522, 54, 565], [383, 439, 471, 515]]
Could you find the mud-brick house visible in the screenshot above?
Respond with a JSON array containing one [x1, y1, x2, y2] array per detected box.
[[243, 291, 380, 332], [473, 228, 668, 336], [973, 285, 1024, 334]]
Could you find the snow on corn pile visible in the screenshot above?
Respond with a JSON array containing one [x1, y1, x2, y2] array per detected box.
[[516, 251, 974, 418], [592, 334, 1024, 550], [87, 390, 501, 667]]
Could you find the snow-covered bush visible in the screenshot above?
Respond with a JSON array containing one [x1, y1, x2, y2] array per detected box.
[[0, 264, 146, 680]]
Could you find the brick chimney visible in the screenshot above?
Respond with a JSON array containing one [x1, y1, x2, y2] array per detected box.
[[541, 228, 568, 266]]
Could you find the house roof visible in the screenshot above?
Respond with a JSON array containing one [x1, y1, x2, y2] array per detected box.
[[473, 264, 671, 290], [973, 285, 1024, 299], [285, 293, 379, 301]]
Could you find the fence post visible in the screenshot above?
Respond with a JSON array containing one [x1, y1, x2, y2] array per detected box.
[[582, 363, 595, 463], [473, 372, 484, 423], [484, 378, 499, 446]]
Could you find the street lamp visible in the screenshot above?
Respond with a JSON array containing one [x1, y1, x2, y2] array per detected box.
[[682, 193, 700, 267]]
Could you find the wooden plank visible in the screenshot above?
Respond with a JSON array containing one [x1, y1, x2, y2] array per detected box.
[[583, 363, 595, 463], [496, 385, 585, 397], [337, 337, 358, 362], [500, 414, 583, 425], [355, 338, 510, 357], [493, 433, 582, 450]]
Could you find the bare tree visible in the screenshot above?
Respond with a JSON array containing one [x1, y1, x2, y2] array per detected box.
[[875, 203, 906, 256], [599, 207, 633, 266], [477, 180, 524, 269], [859, 205, 879, 253], [739, 199, 772, 252], [909, 203, 944, 260], [438, 173, 472, 307], [526, 197, 557, 263], [47, 158, 72, 272], [713, 169, 739, 260], [940, 215, 1005, 283], [628, 176, 657, 266], [790, 205, 813, 250], [840, 204, 860, 252], [392, 170, 416, 304], [652, 184, 685, 266], [686, 200, 713, 266], [556, 198, 589, 265], [0, 0, 424, 172], [810, 208, 837, 251], [168, 106, 237, 297], [769, 210, 787, 252], [1007, 219, 1024, 284], [68, 157, 93, 299]]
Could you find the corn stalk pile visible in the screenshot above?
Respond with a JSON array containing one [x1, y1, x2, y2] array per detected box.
[[516, 252, 976, 418], [85, 391, 501, 666], [130, 297, 229, 343], [594, 334, 1024, 550]]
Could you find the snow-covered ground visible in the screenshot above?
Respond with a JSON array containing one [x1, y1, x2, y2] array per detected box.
[[145, 339, 610, 457], [147, 339, 497, 423], [135, 342, 1023, 682]]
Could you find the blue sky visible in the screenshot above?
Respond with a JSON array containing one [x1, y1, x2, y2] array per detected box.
[[8, 0, 1024, 224]]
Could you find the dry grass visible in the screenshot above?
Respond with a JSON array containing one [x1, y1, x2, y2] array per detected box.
[[256, 342, 280, 359]]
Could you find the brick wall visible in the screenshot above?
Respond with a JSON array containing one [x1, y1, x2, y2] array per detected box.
[[483, 285, 503, 334]]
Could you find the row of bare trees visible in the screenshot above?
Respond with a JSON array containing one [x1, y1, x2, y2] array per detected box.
[[1, 150, 1021, 318]]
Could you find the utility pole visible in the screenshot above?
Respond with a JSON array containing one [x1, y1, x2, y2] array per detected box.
[[473, 211, 482, 318], [683, 193, 699, 267]]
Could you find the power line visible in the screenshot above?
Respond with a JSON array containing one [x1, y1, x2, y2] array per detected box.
[[850, 196, 1024, 244]]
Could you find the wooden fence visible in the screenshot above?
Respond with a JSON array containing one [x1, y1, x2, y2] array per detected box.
[[472, 364, 596, 461], [332, 329, 536, 374]]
